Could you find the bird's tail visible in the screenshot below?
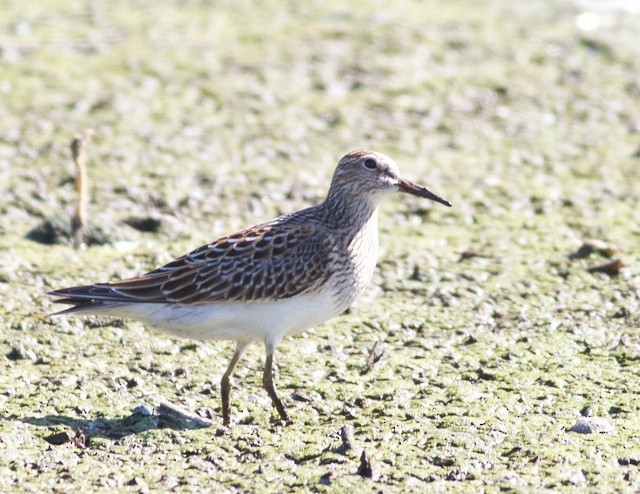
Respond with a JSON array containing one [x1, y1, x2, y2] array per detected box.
[[47, 285, 130, 316]]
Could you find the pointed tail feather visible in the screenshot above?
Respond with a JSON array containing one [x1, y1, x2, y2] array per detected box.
[[48, 300, 121, 316], [47, 285, 131, 316]]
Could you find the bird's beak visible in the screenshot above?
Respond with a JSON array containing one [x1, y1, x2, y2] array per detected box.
[[397, 177, 452, 207]]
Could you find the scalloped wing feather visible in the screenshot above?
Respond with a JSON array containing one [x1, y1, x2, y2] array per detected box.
[[49, 218, 332, 307]]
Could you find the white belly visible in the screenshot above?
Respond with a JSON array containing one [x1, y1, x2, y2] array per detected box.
[[113, 288, 343, 343], [100, 213, 380, 344]]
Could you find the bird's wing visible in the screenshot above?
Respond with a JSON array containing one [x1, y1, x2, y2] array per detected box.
[[48, 217, 333, 306]]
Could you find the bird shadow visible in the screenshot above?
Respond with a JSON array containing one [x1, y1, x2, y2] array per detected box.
[[17, 402, 214, 441]]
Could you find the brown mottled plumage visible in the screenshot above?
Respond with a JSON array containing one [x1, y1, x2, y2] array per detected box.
[[54, 221, 330, 307], [48, 150, 451, 426]]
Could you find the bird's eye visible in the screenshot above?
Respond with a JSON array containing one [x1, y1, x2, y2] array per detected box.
[[363, 158, 377, 170]]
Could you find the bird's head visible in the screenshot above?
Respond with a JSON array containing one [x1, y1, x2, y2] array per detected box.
[[329, 150, 452, 207]]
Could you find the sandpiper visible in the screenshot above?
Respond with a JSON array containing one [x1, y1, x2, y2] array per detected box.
[[48, 150, 451, 426]]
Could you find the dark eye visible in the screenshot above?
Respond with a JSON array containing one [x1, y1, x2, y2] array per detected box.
[[363, 158, 377, 170]]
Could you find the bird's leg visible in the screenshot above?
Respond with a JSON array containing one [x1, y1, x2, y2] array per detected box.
[[220, 341, 249, 427], [262, 339, 292, 424]]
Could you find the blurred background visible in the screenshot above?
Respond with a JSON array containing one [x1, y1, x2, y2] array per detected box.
[[1, 0, 639, 491]]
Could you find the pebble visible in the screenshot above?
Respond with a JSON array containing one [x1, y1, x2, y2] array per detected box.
[[132, 405, 153, 416], [570, 417, 615, 434]]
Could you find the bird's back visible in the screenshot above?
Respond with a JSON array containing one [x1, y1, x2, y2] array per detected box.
[[48, 208, 338, 314]]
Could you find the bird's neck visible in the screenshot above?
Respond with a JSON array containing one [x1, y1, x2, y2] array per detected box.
[[318, 192, 380, 232]]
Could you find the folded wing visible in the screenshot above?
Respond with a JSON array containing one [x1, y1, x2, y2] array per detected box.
[[48, 217, 332, 314]]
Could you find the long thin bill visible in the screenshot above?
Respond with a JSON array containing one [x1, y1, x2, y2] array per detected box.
[[398, 178, 452, 207]]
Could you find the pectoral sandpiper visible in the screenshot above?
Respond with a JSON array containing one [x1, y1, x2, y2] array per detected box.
[[48, 150, 451, 426]]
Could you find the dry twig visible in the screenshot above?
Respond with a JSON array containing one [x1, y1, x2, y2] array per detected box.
[[70, 129, 94, 248]]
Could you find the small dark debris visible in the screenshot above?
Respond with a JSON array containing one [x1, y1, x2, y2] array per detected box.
[[618, 458, 640, 466], [410, 264, 421, 281], [613, 307, 630, 318], [446, 469, 466, 481], [357, 449, 374, 479], [366, 341, 386, 368], [44, 431, 71, 446], [476, 368, 497, 381], [319, 472, 333, 485], [432, 457, 456, 467], [290, 392, 312, 403], [44, 429, 86, 448], [125, 377, 141, 388], [459, 249, 489, 261], [124, 216, 162, 233], [6, 345, 34, 361], [588, 258, 624, 276], [502, 446, 522, 458], [570, 239, 618, 259], [125, 477, 141, 487]]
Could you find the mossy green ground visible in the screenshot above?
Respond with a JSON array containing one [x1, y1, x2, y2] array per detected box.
[[1, 0, 640, 491]]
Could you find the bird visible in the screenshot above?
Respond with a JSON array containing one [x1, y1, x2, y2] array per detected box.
[[48, 150, 452, 426]]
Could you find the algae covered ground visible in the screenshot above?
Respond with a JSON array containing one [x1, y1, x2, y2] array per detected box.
[[1, 0, 640, 491]]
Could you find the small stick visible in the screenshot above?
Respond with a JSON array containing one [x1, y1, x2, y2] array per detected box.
[[365, 340, 386, 370], [588, 258, 624, 276], [70, 129, 94, 248], [357, 449, 374, 479]]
